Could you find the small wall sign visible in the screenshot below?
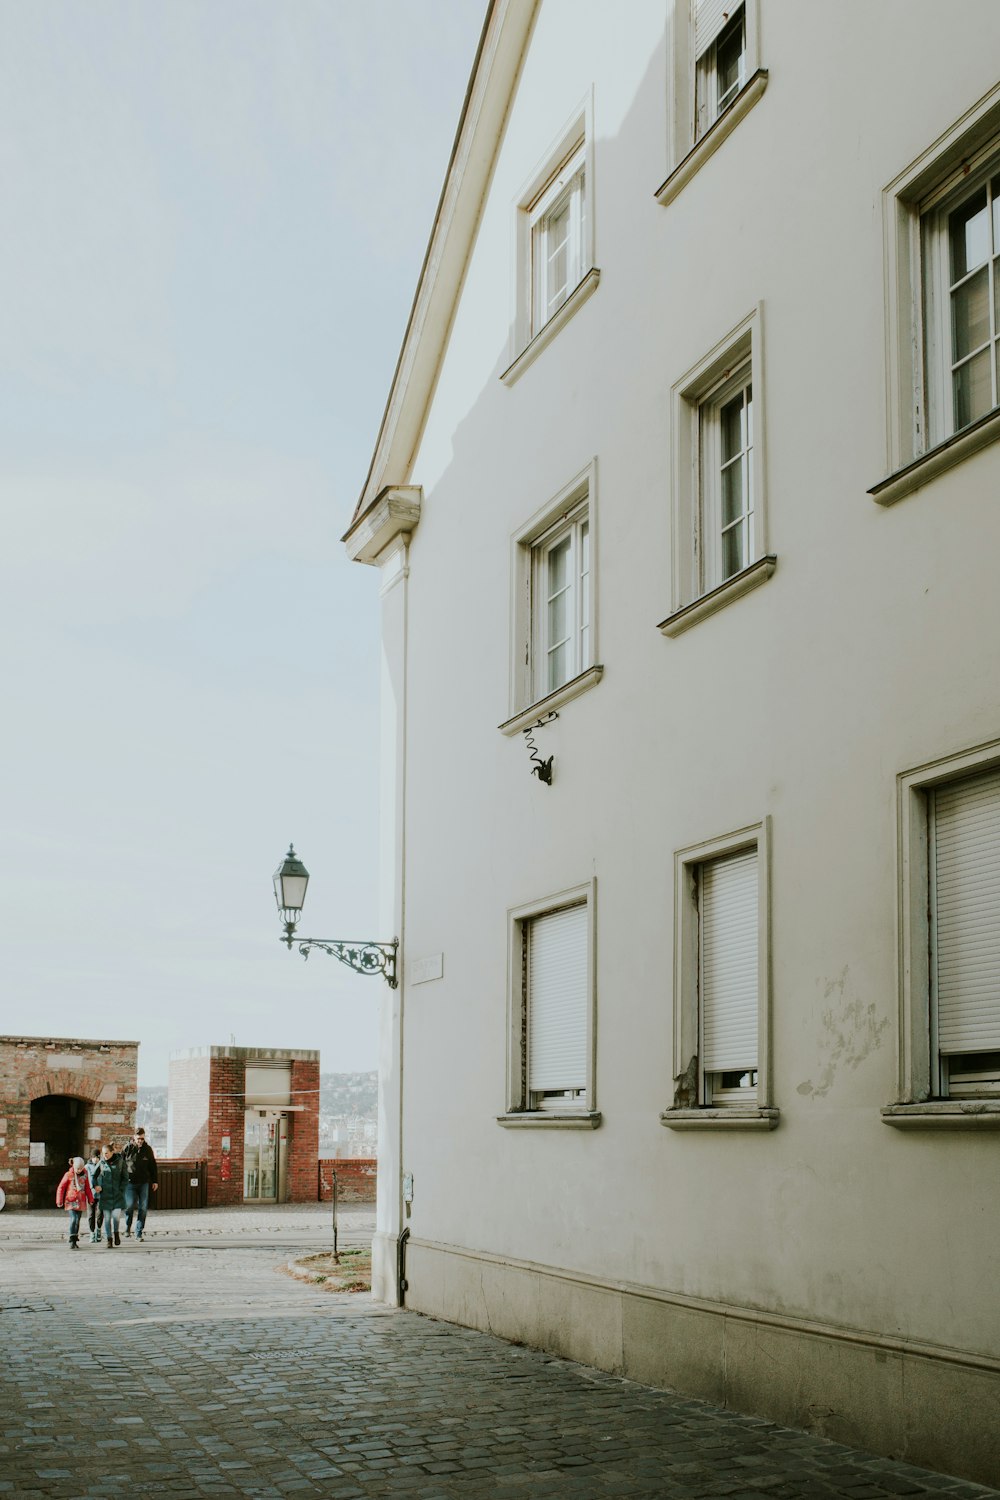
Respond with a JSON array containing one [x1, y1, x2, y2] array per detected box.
[[410, 953, 444, 986]]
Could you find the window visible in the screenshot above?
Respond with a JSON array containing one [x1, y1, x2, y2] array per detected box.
[[657, 0, 765, 207], [874, 86, 1000, 504], [890, 747, 1000, 1127], [500, 882, 599, 1127], [533, 505, 590, 699], [529, 142, 586, 337], [502, 462, 602, 732], [504, 98, 598, 384], [702, 367, 754, 589], [664, 821, 776, 1129], [661, 307, 774, 636], [924, 169, 1000, 441], [696, 4, 746, 141]]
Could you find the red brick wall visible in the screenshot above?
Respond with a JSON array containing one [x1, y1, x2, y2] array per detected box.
[[0, 1035, 139, 1208], [288, 1057, 320, 1203], [318, 1158, 377, 1203], [206, 1053, 246, 1207], [168, 1049, 321, 1207]]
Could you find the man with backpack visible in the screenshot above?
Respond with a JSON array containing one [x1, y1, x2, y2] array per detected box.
[[122, 1126, 158, 1241]]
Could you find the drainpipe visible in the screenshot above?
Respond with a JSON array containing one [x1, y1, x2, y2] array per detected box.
[[396, 1226, 410, 1305]]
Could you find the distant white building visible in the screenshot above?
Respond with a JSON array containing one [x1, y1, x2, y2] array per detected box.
[[344, 1, 1000, 1485]]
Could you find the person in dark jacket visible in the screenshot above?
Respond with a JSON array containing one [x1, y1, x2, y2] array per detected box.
[[122, 1126, 158, 1241], [95, 1142, 128, 1248]]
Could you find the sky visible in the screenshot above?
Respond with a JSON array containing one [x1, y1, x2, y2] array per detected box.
[[0, 1, 485, 1086]]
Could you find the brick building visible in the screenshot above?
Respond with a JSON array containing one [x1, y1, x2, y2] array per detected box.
[[168, 1046, 319, 1206], [0, 1034, 139, 1208]]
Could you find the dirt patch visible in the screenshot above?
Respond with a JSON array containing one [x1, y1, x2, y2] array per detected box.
[[281, 1246, 372, 1294]]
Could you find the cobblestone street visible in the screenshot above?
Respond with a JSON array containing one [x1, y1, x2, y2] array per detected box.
[[1, 1209, 997, 1500]]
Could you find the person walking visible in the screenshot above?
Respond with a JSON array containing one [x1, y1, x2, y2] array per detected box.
[[122, 1126, 158, 1241], [85, 1148, 104, 1242], [55, 1157, 94, 1250], [95, 1142, 128, 1248]]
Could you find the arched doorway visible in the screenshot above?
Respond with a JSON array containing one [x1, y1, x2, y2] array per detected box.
[[29, 1095, 86, 1208]]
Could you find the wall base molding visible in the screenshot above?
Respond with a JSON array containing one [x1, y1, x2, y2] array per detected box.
[[400, 1236, 999, 1488]]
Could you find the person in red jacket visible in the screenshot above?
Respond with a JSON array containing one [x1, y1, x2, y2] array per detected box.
[[55, 1156, 94, 1250]]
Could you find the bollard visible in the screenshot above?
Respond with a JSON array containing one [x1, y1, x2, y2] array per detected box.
[[331, 1169, 339, 1263]]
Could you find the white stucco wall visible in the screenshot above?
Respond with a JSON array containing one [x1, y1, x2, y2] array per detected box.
[[370, 0, 1000, 1399]]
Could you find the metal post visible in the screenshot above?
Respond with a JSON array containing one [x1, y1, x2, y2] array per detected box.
[[331, 1169, 339, 1263]]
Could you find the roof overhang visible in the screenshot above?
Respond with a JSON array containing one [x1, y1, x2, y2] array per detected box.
[[343, 0, 538, 550]]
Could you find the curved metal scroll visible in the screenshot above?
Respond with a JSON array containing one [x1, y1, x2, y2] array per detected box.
[[296, 938, 398, 988]]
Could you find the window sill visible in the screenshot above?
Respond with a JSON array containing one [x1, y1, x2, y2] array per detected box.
[[497, 1111, 602, 1130], [500, 268, 601, 387], [658, 556, 776, 637], [869, 407, 1000, 507], [654, 70, 769, 209], [499, 664, 604, 736], [660, 1107, 779, 1131], [881, 1101, 1000, 1130]]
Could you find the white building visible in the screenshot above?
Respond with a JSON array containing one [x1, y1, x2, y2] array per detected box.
[[343, 2, 1000, 1484]]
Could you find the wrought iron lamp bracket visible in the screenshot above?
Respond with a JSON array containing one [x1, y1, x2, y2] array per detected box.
[[285, 933, 399, 988]]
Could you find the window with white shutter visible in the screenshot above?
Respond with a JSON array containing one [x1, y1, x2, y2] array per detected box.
[[930, 769, 1000, 1097], [527, 903, 588, 1108], [664, 820, 775, 1129], [700, 848, 759, 1104], [657, 0, 765, 208], [503, 881, 598, 1123], [889, 742, 1000, 1128]]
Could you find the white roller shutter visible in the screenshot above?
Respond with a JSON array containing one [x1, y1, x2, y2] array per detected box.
[[695, 0, 739, 56], [527, 904, 588, 1094], [701, 848, 758, 1072], [933, 770, 1000, 1054]]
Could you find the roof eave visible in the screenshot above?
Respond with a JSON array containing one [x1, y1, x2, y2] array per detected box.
[[344, 0, 538, 544]]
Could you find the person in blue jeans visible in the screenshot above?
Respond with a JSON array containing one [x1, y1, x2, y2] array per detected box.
[[122, 1126, 158, 1240], [55, 1157, 94, 1249], [85, 1149, 104, 1242]]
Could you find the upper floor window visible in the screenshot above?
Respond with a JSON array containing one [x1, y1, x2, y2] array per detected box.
[[696, 4, 746, 140], [656, 0, 765, 208], [925, 167, 1000, 439], [534, 503, 590, 698], [661, 306, 774, 637], [872, 86, 1000, 504], [702, 367, 754, 590], [502, 461, 602, 731], [529, 142, 587, 338], [504, 96, 598, 385]]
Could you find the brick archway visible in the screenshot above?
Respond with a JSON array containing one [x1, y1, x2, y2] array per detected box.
[[24, 1070, 108, 1106]]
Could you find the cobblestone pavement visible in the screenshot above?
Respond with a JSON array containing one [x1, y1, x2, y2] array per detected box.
[[1, 1213, 997, 1500]]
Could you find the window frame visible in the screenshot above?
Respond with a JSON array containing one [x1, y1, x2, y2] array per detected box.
[[873, 83, 1000, 506], [531, 503, 591, 706], [662, 818, 777, 1131], [498, 879, 600, 1129], [661, 306, 774, 637], [887, 739, 1000, 1130], [503, 95, 598, 385], [657, 0, 766, 209], [502, 460, 602, 734]]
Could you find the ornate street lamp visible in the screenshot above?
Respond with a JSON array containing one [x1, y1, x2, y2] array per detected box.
[[272, 845, 398, 988]]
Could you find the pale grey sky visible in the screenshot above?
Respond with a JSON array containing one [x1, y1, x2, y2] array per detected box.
[[0, 1, 485, 1084]]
